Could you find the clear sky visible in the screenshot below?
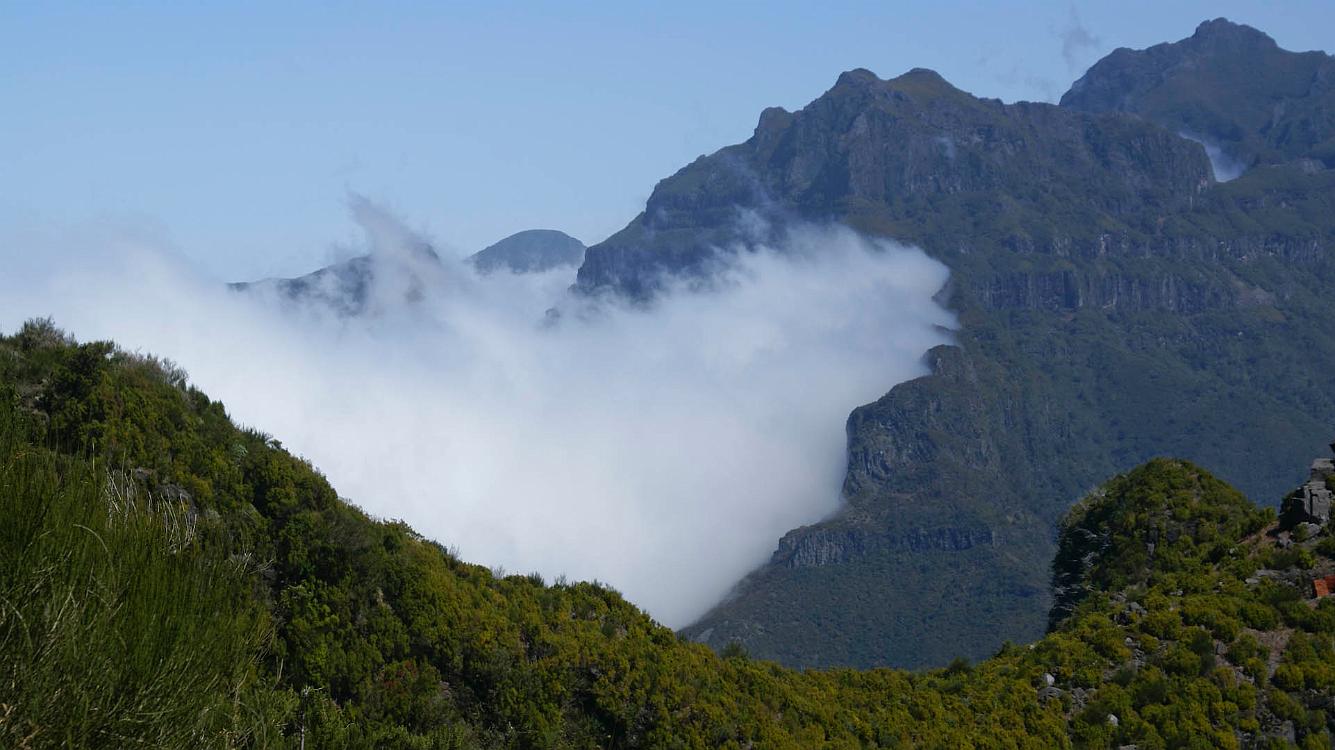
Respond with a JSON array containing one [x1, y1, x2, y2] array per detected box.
[[3, 1, 1332, 281]]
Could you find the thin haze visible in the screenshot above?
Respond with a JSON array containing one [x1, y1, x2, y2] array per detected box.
[[1180, 133, 1248, 182], [2, 2, 1331, 281], [0, 204, 954, 626]]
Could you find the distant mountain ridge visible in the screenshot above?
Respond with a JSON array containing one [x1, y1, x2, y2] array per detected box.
[[231, 227, 583, 315], [575, 64, 1211, 300], [468, 229, 585, 274], [566, 20, 1335, 668]]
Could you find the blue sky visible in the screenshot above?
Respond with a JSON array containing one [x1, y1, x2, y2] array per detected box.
[[3, 1, 1331, 280]]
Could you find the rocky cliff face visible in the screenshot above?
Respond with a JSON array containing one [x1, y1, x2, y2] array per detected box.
[[772, 523, 996, 569], [573, 21, 1335, 669], [576, 66, 1212, 300]]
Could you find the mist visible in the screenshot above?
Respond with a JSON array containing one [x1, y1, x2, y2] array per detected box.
[[0, 205, 954, 627], [1180, 132, 1247, 182]]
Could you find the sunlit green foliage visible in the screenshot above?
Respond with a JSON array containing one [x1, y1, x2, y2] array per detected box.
[[0, 405, 288, 747], [1, 320, 1332, 747]]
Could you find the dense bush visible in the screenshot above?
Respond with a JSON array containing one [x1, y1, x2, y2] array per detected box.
[[1, 321, 1332, 747], [0, 409, 288, 747]]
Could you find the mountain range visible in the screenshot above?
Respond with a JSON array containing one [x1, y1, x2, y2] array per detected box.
[[230, 19, 1335, 671], [231, 228, 586, 315], [572, 18, 1335, 669], [468, 229, 586, 275], [6, 17, 1335, 746]]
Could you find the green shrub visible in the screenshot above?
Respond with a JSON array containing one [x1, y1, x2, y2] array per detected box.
[[3, 323, 1333, 748], [0, 413, 283, 747]]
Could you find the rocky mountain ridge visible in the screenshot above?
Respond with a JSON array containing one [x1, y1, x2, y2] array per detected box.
[[575, 65, 1213, 301], [562, 20, 1335, 668], [218, 18, 1335, 671]]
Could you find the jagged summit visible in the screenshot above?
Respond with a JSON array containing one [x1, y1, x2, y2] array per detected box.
[[752, 67, 966, 152], [577, 57, 1209, 300], [828, 66, 966, 101]]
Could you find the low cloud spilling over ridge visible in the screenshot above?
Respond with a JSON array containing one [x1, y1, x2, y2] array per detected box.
[[0, 203, 955, 627], [1179, 132, 1247, 182]]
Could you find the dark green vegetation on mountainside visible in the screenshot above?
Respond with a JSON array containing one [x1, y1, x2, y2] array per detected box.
[[1062, 18, 1335, 169], [3, 321, 1335, 747], [569, 19, 1335, 669]]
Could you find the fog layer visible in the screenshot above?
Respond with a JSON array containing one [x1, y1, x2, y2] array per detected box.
[[0, 206, 954, 627]]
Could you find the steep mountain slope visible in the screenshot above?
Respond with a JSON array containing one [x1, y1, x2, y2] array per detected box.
[[1061, 18, 1335, 171], [568, 23, 1335, 668], [3, 321, 1333, 748], [575, 66, 1209, 300], [467, 229, 585, 274]]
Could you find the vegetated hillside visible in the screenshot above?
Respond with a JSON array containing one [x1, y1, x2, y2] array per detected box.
[[2, 320, 1334, 748], [567, 19, 1335, 669]]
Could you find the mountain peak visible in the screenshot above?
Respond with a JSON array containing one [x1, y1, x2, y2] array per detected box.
[[1061, 17, 1334, 168], [887, 67, 962, 98], [899, 67, 947, 83], [834, 68, 880, 89], [467, 229, 586, 274], [1191, 17, 1276, 48]]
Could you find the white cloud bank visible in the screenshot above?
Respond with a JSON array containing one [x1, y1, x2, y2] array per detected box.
[[0, 205, 954, 627]]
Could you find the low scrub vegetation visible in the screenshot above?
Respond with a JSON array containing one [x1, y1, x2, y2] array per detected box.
[[1, 319, 1332, 748]]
